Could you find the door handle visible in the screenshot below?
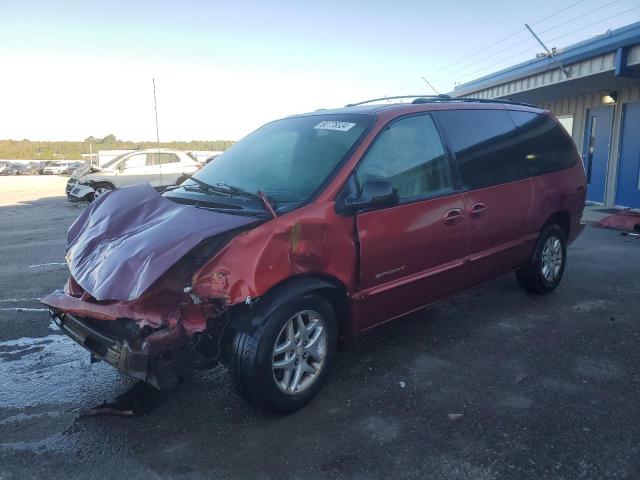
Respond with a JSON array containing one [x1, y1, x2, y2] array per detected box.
[[469, 202, 487, 218], [443, 208, 464, 225]]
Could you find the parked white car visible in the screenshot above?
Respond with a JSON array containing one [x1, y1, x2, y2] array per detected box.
[[66, 149, 201, 201], [43, 162, 72, 175]]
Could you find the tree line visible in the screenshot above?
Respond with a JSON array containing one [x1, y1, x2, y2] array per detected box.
[[0, 135, 235, 160]]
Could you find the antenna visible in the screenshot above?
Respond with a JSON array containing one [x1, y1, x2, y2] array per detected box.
[[421, 77, 440, 95], [524, 24, 570, 79], [152, 77, 163, 187]]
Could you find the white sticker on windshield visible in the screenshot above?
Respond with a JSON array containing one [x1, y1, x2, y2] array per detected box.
[[314, 121, 356, 132]]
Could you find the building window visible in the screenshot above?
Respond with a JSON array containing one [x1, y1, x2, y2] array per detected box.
[[556, 115, 574, 136]]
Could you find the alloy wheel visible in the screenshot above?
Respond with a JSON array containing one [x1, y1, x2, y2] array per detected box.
[[541, 235, 563, 282], [272, 310, 327, 395]]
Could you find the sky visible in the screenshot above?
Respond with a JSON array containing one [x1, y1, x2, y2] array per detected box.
[[0, 0, 638, 141]]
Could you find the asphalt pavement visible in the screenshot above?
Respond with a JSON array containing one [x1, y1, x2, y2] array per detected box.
[[0, 186, 639, 480]]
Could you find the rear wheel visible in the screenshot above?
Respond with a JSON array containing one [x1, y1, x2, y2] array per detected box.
[[228, 293, 337, 413], [516, 224, 567, 294]]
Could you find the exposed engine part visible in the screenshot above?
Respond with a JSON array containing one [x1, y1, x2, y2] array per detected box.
[[188, 312, 231, 369]]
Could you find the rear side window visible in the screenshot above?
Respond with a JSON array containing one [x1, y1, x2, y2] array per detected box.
[[508, 111, 576, 175], [435, 109, 528, 190], [356, 114, 453, 201], [150, 153, 180, 165]]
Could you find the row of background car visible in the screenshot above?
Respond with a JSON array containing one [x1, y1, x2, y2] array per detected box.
[[0, 160, 85, 176], [1, 150, 222, 178]]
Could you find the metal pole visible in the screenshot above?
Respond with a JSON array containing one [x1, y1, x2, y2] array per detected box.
[[525, 24, 570, 79], [153, 78, 162, 186]]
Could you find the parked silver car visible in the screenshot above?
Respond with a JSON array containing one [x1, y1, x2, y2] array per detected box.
[[66, 149, 201, 201]]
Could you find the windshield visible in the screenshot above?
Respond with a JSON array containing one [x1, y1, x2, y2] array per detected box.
[[189, 114, 373, 203], [101, 153, 129, 169]]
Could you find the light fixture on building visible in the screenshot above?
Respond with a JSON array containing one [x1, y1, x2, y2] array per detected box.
[[602, 91, 618, 105]]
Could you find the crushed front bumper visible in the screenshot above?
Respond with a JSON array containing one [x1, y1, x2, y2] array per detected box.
[[65, 177, 76, 195], [50, 309, 184, 389], [67, 183, 95, 201]]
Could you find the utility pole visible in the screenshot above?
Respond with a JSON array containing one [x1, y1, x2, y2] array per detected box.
[[153, 77, 163, 187], [153, 78, 161, 152], [525, 24, 570, 79]]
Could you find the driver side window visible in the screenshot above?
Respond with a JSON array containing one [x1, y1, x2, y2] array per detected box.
[[122, 153, 148, 169], [356, 114, 453, 201]]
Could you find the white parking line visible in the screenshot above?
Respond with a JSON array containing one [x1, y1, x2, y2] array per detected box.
[[0, 308, 49, 312], [27, 262, 67, 268], [0, 298, 40, 303]]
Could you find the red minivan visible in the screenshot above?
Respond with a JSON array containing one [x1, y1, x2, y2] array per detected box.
[[43, 96, 586, 412]]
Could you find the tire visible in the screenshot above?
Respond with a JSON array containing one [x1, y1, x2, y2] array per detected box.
[[516, 224, 567, 294], [91, 182, 115, 201], [228, 293, 338, 413]]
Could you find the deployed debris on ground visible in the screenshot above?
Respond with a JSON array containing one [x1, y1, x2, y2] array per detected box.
[[595, 209, 640, 232], [81, 381, 173, 417]]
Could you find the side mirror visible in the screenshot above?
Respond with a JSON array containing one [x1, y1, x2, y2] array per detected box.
[[343, 180, 399, 214], [117, 162, 125, 172]]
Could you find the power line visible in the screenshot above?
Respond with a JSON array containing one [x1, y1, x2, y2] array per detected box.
[[453, 45, 539, 84], [432, 35, 536, 82], [452, 6, 640, 85], [428, 29, 527, 77], [546, 5, 640, 43], [537, 0, 622, 35], [433, 0, 626, 84], [428, 0, 588, 77], [530, 0, 588, 26]]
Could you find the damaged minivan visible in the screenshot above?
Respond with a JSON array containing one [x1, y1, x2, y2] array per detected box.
[[43, 96, 586, 412]]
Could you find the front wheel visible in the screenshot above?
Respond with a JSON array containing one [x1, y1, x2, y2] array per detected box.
[[516, 224, 567, 294], [228, 293, 337, 413]]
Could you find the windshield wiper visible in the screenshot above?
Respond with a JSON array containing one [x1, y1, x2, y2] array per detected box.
[[164, 175, 219, 193], [216, 182, 278, 219], [176, 174, 278, 218], [181, 174, 224, 193], [174, 174, 241, 197]]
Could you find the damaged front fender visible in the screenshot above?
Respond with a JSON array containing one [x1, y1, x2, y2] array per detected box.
[[191, 201, 358, 307]]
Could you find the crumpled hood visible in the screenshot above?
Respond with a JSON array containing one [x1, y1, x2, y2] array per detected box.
[[72, 164, 94, 179], [72, 164, 113, 179], [66, 183, 256, 301]]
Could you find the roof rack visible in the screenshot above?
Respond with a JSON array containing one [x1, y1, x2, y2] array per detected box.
[[437, 97, 537, 108], [345, 95, 536, 108]]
